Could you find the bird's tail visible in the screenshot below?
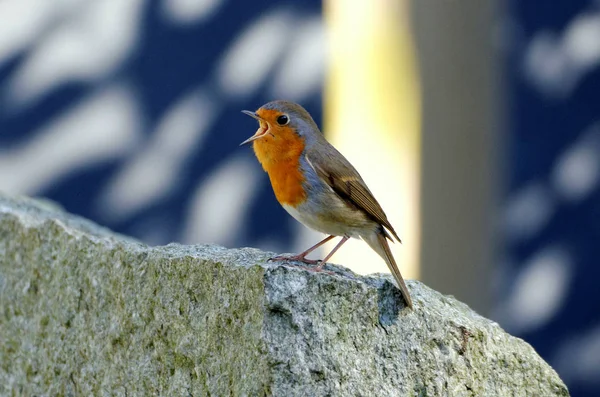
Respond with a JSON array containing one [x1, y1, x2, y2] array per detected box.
[[363, 231, 413, 309]]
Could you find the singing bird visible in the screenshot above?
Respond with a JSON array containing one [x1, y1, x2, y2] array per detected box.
[[241, 100, 412, 309]]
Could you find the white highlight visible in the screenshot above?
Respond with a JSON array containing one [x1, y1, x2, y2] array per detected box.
[[552, 127, 600, 201], [162, 0, 223, 24], [270, 17, 326, 102], [97, 89, 217, 220], [524, 12, 600, 97], [217, 8, 293, 98], [182, 155, 261, 246], [524, 32, 569, 95], [554, 326, 600, 385], [7, 0, 144, 107], [504, 183, 555, 241], [564, 12, 600, 70], [501, 247, 571, 333], [0, 85, 142, 195], [0, 0, 83, 65]]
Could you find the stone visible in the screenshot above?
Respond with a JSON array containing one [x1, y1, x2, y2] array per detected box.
[[0, 194, 569, 396]]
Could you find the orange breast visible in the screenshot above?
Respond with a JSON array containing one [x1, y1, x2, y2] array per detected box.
[[252, 124, 306, 207]]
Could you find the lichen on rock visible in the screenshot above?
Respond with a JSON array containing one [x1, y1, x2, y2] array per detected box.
[[0, 194, 569, 396]]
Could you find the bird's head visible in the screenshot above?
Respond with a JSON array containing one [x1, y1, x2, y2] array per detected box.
[[240, 100, 322, 152]]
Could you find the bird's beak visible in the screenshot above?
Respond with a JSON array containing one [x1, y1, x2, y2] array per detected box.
[[240, 110, 268, 146], [241, 110, 260, 121]]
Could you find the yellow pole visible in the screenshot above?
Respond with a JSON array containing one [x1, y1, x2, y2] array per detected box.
[[324, 0, 421, 279]]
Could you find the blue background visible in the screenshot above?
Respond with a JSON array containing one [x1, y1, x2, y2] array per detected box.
[[0, 0, 598, 395]]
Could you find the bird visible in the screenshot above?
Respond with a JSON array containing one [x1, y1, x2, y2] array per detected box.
[[240, 100, 413, 309]]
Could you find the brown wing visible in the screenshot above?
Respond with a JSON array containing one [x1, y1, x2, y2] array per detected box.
[[306, 150, 402, 243]]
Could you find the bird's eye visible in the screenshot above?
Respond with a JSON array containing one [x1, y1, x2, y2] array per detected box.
[[276, 114, 289, 126]]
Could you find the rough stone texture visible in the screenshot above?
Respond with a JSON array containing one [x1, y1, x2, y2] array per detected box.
[[0, 193, 568, 397]]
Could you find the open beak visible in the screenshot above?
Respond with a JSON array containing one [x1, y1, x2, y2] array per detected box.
[[240, 110, 268, 146]]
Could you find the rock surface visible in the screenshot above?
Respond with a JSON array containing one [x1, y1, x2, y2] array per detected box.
[[0, 194, 568, 396]]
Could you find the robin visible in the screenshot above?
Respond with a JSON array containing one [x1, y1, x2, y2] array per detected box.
[[240, 100, 413, 309]]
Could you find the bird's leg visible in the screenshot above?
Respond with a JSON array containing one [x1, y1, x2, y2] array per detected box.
[[269, 235, 336, 265], [315, 236, 349, 270]]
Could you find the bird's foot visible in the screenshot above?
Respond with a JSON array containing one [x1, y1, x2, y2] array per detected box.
[[268, 254, 320, 265]]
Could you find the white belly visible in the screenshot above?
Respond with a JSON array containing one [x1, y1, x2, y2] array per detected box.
[[282, 201, 376, 238]]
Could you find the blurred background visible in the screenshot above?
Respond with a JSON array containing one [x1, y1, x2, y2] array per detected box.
[[0, 0, 598, 395]]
